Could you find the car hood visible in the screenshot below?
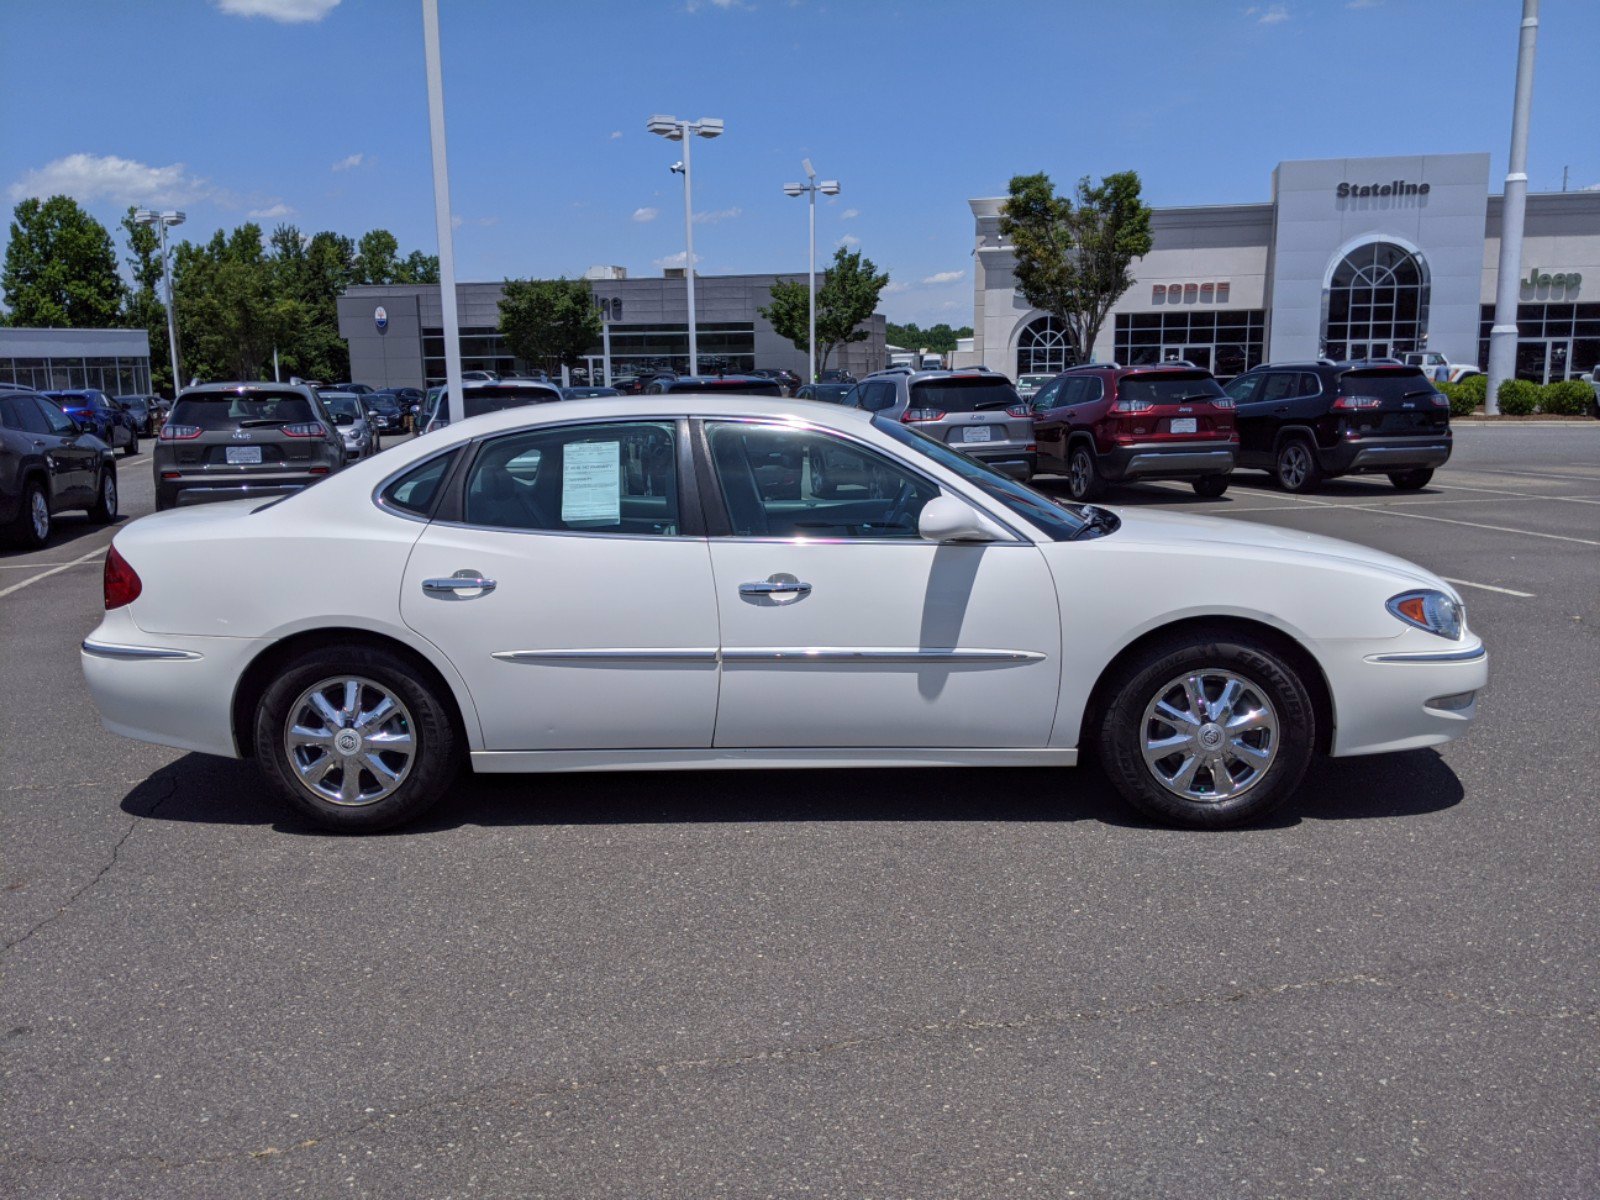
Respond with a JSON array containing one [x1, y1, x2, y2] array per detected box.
[[1094, 505, 1454, 595]]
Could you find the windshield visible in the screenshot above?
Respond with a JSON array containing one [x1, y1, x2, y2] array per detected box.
[[1338, 368, 1439, 400], [321, 395, 363, 419], [171, 392, 318, 429], [1117, 372, 1225, 405], [908, 377, 1019, 413], [874, 416, 1092, 541]]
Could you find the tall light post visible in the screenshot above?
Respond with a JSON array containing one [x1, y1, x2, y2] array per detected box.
[[422, 0, 465, 424], [783, 161, 840, 384], [133, 209, 184, 393], [1485, 0, 1541, 414], [647, 114, 724, 375]]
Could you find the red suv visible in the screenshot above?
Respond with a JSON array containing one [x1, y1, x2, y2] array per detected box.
[[1028, 363, 1238, 500]]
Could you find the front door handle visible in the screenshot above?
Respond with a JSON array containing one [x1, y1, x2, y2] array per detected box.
[[423, 569, 497, 596], [1274, 406, 1289, 415], [739, 574, 812, 597]]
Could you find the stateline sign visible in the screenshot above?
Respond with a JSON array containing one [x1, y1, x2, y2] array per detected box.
[[1336, 180, 1431, 199]]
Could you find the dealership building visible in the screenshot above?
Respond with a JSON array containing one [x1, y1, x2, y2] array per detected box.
[[968, 153, 1599, 382], [337, 272, 887, 388]]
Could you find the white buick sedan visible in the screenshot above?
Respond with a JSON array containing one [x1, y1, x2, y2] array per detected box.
[[82, 395, 1486, 832]]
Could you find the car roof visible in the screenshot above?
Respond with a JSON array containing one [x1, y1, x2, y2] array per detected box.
[[180, 381, 317, 397], [419, 393, 874, 439]]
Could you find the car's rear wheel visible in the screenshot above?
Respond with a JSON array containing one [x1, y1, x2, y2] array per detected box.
[[1066, 443, 1105, 501], [89, 469, 118, 523], [123, 430, 138, 457], [255, 646, 460, 832], [1388, 468, 1433, 491], [8, 479, 51, 548], [1192, 474, 1229, 498], [1096, 631, 1315, 828], [1273, 438, 1323, 493]]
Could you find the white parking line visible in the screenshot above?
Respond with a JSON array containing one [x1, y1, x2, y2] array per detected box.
[[0, 546, 105, 599], [1240, 500, 1600, 547], [1440, 577, 1536, 599], [1431, 482, 1600, 506], [0, 560, 92, 570]]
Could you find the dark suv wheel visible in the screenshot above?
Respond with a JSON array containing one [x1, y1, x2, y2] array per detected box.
[[1389, 468, 1433, 491], [1067, 443, 1105, 501], [1273, 437, 1323, 494]]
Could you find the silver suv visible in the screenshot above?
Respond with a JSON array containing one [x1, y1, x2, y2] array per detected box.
[[844, 368, 1035, 479]]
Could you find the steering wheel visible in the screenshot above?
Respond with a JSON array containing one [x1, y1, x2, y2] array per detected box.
[[882, 479, 918, 531]]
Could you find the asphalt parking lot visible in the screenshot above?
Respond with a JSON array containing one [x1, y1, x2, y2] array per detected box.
[[3, 424, 1597, 1198]]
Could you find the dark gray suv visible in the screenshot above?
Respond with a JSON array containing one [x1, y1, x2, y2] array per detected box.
[[843, 368, 1036, 479], [154, 383, 345, 510], [1, 387, 118, 547]]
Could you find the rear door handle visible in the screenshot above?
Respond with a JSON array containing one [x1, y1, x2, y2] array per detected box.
[[1273, 406, 1289, 415], [423, 569, 497, 595]]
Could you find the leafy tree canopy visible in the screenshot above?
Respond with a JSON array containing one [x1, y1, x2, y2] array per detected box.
[[2, 196, 123, 327], [885, 321, 972, 353], [761, 246, 890, 374], [498, 277, 601, 373]]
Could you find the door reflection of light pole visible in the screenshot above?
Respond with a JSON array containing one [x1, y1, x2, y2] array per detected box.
[[133, 209, 184, 393], [648, 115, 724, 375], [783, 162, 840, 384]]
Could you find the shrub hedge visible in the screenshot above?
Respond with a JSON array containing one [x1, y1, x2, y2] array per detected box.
[[1538, 379, 1593, 416], [1497, 378, 1539, 416], [1436, 379, 1480, 418]]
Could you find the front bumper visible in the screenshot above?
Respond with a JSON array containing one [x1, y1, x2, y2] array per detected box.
[[1323, 635, 1487, 757], [1318, 432, 1452, 475], [1099, 439, 1237, 482]]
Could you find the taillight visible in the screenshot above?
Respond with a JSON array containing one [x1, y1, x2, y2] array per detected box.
[[158, 423, 202, 440], [1211, 397, 1235, 409], [1332, 395, 1382, 410], [901, 408, 945, 423], [1428, 392, 1449, 408], [1005, 403, 1032, 418], [282, 422, 325, 437], [1112, 399, 1154, 413], [104, 544, 142, 610]]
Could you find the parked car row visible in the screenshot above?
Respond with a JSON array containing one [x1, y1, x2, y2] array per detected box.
[[1, 385, 120, 547]]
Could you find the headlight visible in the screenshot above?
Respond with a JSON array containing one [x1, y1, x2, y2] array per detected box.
[[1386, 590, 1463, 640]]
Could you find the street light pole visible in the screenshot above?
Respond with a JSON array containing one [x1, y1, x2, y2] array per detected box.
[[422, 0, 465, 425], [1485, 0, 1541, 414], [783, 165, 840, 384], [648, 115, 724, 377], [135, 209, 184, 393]]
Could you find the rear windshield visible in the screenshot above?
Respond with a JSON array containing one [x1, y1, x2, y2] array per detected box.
[[1338, 368, 1440, 400], [171, 392, 317, 429], [1117, 372, 1224, 406], [321, 395, 364, 419], [666, 379, 782, 395], [462, 386, 558, 418], [908, 377, 1019, 412]]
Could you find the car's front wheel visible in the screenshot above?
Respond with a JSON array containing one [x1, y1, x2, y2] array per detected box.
[[88, 469, 118, 523], [1066, 443, 1105, 501], [255, 646, 460, 832], [1192, 474, 1229, 498], [8, 479, 51, 548], [1096, 630, 1315, 828]]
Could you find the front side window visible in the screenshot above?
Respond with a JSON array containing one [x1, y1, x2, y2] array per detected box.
[[1030, 377, 1064, 411], [1223, 374, 1263, 404], [706, 422, 938, 540], [463, 421, 679, 536]]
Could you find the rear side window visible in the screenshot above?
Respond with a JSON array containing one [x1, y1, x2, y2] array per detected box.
[[1, 395, 49, 434], [1115, 372, 1224, 406], [170, 392, 319, 429], [1337, 369, 1440, 402], [463, 421, 679, 536], [908, 377, 1019, 413], [380, 452, 456, 517]]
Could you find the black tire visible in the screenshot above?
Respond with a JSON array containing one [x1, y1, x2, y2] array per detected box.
[[122, 429, 138, 457], [1273, 437, 1324, 494], [254, 645, 460, 833], [1066, 442, 1105, 502], [1388, 468, 1433, 491], [7, 478, 50, 548], [1192, 474, 1229, 498], [1096, 629, 1316, 829], [88, 469, 118, 524]]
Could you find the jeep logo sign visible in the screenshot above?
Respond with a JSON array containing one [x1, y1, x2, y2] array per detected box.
[[374, 305, 389, 332]]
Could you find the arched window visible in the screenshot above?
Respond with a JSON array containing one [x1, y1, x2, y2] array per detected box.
[[1016, 315, 1075, 375], [1323, 241, 1428, 360]]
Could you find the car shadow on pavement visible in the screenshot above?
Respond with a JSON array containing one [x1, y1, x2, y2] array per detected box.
[[122, 746, 1462, 835]]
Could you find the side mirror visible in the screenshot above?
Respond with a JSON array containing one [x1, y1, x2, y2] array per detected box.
[[917, 495, 1006, 543]]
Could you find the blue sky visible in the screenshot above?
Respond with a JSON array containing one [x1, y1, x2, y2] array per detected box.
[[3, 0, 1597, 325]]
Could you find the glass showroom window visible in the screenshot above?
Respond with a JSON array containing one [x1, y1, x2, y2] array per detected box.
[[1016, 316, 1075, 375], [1323, 242, 1429, 360]]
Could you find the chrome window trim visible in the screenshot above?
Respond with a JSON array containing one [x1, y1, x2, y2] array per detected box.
[[1364, 646, 1485, 664], [82, 639, 203, 662]]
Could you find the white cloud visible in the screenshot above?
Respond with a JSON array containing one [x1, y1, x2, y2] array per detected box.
[[248, 202, 294, 220], [610, 131, 624, 140], [1246, 4, 1290, 23], [837, 234, 861, 248], [685, 0, 743, 10], [693, 206, 741, 224], [7, 153, 209, 206], [840, 208, 860, 219], [1346, 0, 1381, 7], [331, 152, 364, 172], [653, 251, 701, 269], [922, 270, 965, 285], [632, 206, 659, 222], [883, 281, 912, 295], [213, 0, 340, 22]]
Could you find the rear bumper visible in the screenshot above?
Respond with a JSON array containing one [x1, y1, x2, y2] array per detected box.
[[964, 447, 1037, 479], [1318, 433, 1452, 475], [1099, 440, 1237, 482], [157, 472, 324, 509]]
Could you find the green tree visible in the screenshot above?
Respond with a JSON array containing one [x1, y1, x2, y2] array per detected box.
[[354, 229, 400, 285], [120, 206, 173, 394], [761, 246, 890, 373], [395, 249, 440, 284], [2, 196, 124, 327], [999, 170, 1152, 361], [498, 277, 601, 374], [174, 224, 298, 382], [885, 321, 923, 350]]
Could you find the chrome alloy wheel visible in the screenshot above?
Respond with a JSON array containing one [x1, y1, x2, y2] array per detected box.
[[30, 489, 50, 541], [284, 676, 416, 807], [1069, 448, 1093, 498], [1140, 670, 1278, 803], [102, 473, 117, 517], [1278, 443, 1311, 490]]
